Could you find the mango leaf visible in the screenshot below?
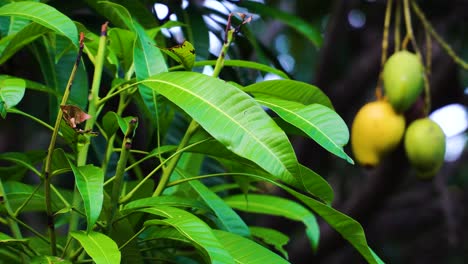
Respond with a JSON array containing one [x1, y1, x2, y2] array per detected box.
[[71, 231, 120, 264], [213, 230, 290, 264], [239, 1, 322, 48], [94, 1, 133, 29], [224, 194, 319, 252], [102, 111, 120, 138], [30, 256, 72, 264], [254, 95, 353, 164], [0, 15, 30, 36], [140, 72, 299, 187], [0, 77, 25, 118], [173, 168, 251, 237], [133, 21, 168, 125], [0, 151, 44, 180], [1, 181, 72, 213], [135, 206, 235, 264], [297, 164, 334, 204], [50, 148, 70, 177], [161, 40, 196, 70], [187, 130, 334, 204], [102, 111, 136, 137], [0, 232, 29, 251], [68, 162, 103, 232], [0, 22, 50, 64], [243, 79, 332, 108], [143, 225, 191, 243], [29, 37, 88, 122], [170, 60, 290, 80], [0, 2, 78, 47], [229, 174, 384, 264], [123, 196, 211, 212], [107, 28, 135, 74], [249, 226, 289, 259]]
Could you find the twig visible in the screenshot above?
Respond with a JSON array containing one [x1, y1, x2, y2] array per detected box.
[[107, 118, 138, 234], [67, 22, 108, 258], [43, 32, 85, 256]]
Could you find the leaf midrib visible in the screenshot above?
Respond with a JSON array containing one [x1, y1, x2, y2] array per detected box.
[[256, 98, 345, 155], [144, 78, 292, 178]]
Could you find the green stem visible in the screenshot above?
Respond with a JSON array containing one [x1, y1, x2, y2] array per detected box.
[[119, 227, 146, 251], [212, 29, 235, 78], [107, 118, 138, 233], [42, 33, 85, 256], [120, 138, 210, 203], [14, 183, 42, 216], [101, 95, 127, 176], [67, 23, 108, 257], [76, 22, 108, 166], [152, 121, 199, 196]]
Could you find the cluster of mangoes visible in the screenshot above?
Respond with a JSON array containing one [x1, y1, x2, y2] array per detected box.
[[351, 51, 446, 179]]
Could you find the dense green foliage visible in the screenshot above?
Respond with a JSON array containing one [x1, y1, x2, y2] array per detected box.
[[0, 1, 384, 263]]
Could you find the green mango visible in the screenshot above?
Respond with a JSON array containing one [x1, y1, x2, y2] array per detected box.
[[404, 118, 446, 179], [383, 51, 424, 112]]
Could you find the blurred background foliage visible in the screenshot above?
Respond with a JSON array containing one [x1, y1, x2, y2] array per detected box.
[[0, 0, 467, 263]]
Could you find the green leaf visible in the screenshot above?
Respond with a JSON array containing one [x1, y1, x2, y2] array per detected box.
[[0, 232, 29, 251], [249, 226, 289, 259], [129, 12, 168, 136], [0, 77, 25, 112], [0, 151, 44, 179], [50, 148, 71, 177], [231, 174, 384, 264], [213, 230, 290, 264], [0, 2, 78, 47], [170, 60, 290, 80], [297, 164, 334, 204], [188, 131, 334, 204], [1, 181, 72, 213], [0, 15, 30, 36], [71, 231, 121, 264], [107, 28, 135, 74], [161, 40, 196, 70], [102, 111, 120, 138], [30, 256, 72, 264], [29, 37, 88, 122], [239, 1, 323, 48], [123, 196, 211, 212], [254, 95, 353, 164], [140, 72, 299, 187], [173, 169, 251, 237], [0, 22, 50, 64], [243, 79, 332, 108], [68, 163, 103, 232], [137, 206, 235, 264], [224, 194, 319, 252]]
